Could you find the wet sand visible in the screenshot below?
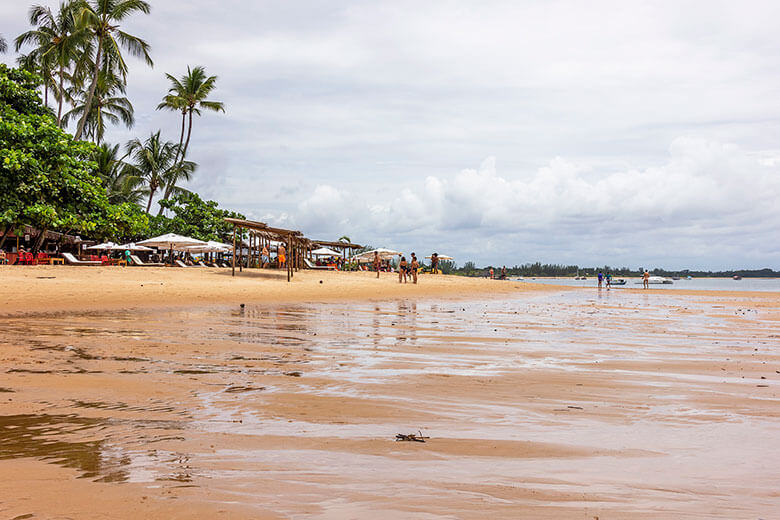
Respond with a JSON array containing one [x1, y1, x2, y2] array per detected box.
[[1, 267, 779, 518]]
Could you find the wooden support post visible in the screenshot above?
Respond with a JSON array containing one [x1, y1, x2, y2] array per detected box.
[[232, 225, 236, 276], [287, 234, 292, 282]]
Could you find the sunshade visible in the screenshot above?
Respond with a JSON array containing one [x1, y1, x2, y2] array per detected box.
[[86, 241, 117, 250], [311, 247, 341, 256], [351, 248, 402, 263], [114, 242, 154, 251], [183, 240, 232, 254], [425, 254, 453, 260], [137, 233, 207, 250]]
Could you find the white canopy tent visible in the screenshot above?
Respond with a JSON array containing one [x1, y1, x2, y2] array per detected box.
[[311, 247, 341, 257]]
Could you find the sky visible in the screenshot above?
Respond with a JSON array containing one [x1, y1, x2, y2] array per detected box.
[[3, 0, 780, 270]]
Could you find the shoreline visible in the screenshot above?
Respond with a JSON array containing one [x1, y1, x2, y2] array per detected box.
[[5, 265, 780, 317]]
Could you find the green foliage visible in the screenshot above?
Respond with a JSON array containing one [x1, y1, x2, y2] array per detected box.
[[149, 191, 244, 242], [0, 63, 148, 243]]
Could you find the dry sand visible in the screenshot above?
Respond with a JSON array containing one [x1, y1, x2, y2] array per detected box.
[[1, 265, 779, 519]]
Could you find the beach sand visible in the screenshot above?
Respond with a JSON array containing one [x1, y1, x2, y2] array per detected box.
[[1, 265, 779, 518]]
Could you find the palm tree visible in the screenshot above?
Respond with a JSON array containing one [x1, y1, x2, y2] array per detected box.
[[155, 65, 224, 213], [73, 0, 152, 141], [63, 69, 133, 143], [0, 34, 7, 53], [16, 52, 57, 108], [93, 142, 145, 205], [15, 2, 88, 126], [125, 131, 196, 214]]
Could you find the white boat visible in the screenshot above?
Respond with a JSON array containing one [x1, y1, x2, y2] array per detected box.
[[636, 276, 673, 285]]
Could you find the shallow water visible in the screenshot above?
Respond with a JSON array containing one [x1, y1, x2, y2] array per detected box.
[[522, 276, 780, 292], [1, 289, 779, 518]]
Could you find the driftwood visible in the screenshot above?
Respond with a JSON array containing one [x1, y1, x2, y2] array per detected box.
[[395, 430, 430, 443]]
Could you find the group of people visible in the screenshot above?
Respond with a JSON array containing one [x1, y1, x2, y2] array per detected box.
[[372, 251, 430, 284], [489, 266, 508, 280], [597, 271, 613, 288]]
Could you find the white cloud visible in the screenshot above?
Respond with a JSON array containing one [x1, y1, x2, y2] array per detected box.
[[272, 138, 780, 268]]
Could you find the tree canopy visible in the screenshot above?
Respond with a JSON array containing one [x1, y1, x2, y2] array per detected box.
[[0, 64, 147, 246]]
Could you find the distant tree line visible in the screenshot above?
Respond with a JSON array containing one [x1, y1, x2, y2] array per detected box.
[[446, 262, 780, 278]]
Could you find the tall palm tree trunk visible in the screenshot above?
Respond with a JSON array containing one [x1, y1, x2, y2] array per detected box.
[[156, 111, 187, 216], [57, 64, 64, 126], [75, 35, 103, 140], [146, 190, 155, 214], [181, 108, 194, 159]]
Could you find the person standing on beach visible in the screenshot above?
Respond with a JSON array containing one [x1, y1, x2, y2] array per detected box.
[[597, 271, 603, 288], [501, 266, 507, 280], [643, 270, 650, 289], [261, 245, 269, 268], [606, 272, 612, 289], [489, 267, 494, 279], [278, 244, 286, 269], [373, 251, 380, 278], [431, 253, 439, 274], [399, 256, 408, 283], [410, 253, 419, 284]]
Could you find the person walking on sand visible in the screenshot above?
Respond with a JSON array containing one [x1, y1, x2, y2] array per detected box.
[[278, 244, 286, 269], [410, 253, 419, 284], [373, 251, 380, 278], [606, 272, 612, 289], [399, 256, 408, 283], [501, 266, 507, 280], [597, 271, 603, 288], [489, 267, 494, 279], [261, 245, 269, 268], [643, 270, 650, 289], [431, 253, 439, 274]]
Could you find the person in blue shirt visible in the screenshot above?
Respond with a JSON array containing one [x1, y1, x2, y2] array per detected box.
[[597, 271, 603, 288]]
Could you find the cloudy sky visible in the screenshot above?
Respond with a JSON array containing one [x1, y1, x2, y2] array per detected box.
[[3, 0, 780, 269]]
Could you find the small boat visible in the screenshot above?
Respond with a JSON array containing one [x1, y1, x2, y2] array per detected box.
[[609, 278, 626, 285], [635, 276, 673, 285], [733, 275, 742, 280], [575, 276, 587, 280], [671, 276, 680, 280]]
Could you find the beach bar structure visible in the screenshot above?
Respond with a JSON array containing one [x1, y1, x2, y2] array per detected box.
[[224, 218, 306, 282]]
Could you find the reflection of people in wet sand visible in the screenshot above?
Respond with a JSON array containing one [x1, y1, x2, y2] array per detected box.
[[399, 256, 408, 283], [373, 251, 380, 278], [410, 253, 419, 284], [643, 270, 650, 289], [278, 244, 286, 268]]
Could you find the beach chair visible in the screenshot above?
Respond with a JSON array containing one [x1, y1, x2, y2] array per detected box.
[[174, 259, 189, 268], [62, 252, 101, 266], [304, 258, 335, 270], [129, 255, 165, 267]]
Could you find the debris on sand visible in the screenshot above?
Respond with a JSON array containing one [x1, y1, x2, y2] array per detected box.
[[395, 430, 430, 443]]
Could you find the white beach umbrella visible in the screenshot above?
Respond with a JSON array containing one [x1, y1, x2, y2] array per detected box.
[[86, 241, 117, 250], [425, 254, 453, 260], [137, 233, 207, 250], [311, 247, 341, 256], [114, 242, 154, 251], [351, 248, 402, 263], [184, 240, 232, 254]]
